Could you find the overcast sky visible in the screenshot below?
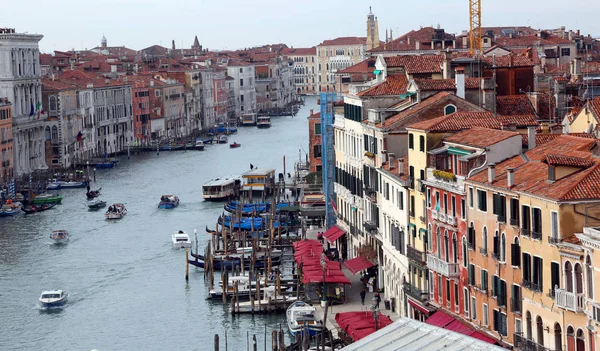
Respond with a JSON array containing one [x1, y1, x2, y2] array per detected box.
[[3, 0, 598, 53]]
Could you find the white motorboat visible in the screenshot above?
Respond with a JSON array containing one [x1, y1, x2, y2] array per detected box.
[[217, 135, 228, 144], [47, 179, 87, 190], [287, 301, 323, 337], [210, 275, 281, 300], [232, 286, 298, 313], [172, 230, 192, 249], [39, 290, 68, 308], [50, 230, 69, 244], [105, 203, 127, 219], [256, 116, 271, 128], [202, 177, 240, 201], [87, 199, 107, 210]]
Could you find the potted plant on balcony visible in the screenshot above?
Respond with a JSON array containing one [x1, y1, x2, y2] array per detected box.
[[364, 151, 375, 159], [433, 169, 456, 182]]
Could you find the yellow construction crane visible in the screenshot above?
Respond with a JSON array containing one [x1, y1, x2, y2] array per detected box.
[[469, 0, 482, 55]]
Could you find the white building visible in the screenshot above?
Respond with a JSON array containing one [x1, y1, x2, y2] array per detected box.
[[0, 28, 47, 175], [226, 62, 256, 115]]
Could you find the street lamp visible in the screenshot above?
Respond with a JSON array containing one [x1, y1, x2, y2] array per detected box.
[[320, 252, 327, 307]]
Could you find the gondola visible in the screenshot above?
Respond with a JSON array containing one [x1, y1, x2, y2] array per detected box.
[[86, 188, 102, 199], [229, 142, 241, 148], [206, 225, 216, 234], [21, 203, 56, 214]]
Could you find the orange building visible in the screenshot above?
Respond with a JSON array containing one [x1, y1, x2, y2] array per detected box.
[[0, 98, 13, 185], [307, 109, 322, 173]]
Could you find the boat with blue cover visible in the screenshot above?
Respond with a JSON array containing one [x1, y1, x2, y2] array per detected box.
[[218, 215, 287, 231], [158, 195, 179, 209], [47, 179, 87, 190], [224, 201, 270, 215]]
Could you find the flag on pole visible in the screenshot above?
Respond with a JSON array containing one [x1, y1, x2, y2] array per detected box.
[[330, 200, 338, 216], [36, 101, 45, 119], [76, 131, 84, 142]]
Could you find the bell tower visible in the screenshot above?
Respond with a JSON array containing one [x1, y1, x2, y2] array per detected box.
[[366, 7, 380, 50]]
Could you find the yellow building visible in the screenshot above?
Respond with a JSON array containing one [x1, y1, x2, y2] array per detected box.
[[316, 37, 367, 93], [466, 134, 600, 350], [563, 97, 600, 138], [284, 47, 317, 95]]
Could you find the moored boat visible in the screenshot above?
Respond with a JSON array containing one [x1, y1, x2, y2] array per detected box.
[[171, 230, 192, 249], [202, 177, 240, 201], [21, 203, 56, 214], [39, 290, 68, 308], [287, 301, 323, 337], [47, 179, 87, 190], [229, 142, 241, 148], [240, 113, 257, 126], [95, 162, 114, 169], [87, 199, 106, 210], [86, 188, 101, 199], [257, 116, 271, 128], [0, 201, 22, 217], [50, 230, 69, 244], [158, 195, 179, 209], [30, 193, 63, 205], [217, 135, 228, 144], [105, 203, 127, 219]]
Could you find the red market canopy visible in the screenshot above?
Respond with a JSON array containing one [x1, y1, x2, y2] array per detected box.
[[335, 311, 394, 341], [323, 225, 345, 244], [343, 256, 376, 274], [425, 310, 498, 344], [302, 272, 351, 285], [293, 239, 322, 250]]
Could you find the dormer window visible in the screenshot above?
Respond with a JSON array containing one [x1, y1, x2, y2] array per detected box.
[[444, 104, 456, 115], [548, 166, 555, 181]]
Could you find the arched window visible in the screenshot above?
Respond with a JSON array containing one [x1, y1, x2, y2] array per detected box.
[[576, 328, 585, 351], [500, 233, 506, 262], [452, 233, 458, 263], [437, 227, 442, 258], [586, 255, 593, 299], [462, 237, 468, 267], [482, 226, 488, 253], [49, 96, 57, 111], [567, 326, 575, 351], [565, 261, 573, 293], [427, 223, 432, 253], [537, 316, 544, 346], [44, 126, 51, 140], [51, 125, 58, 140], [513, 237, 521, 267], [444, 104, 456, 115], [574, 263, 583, 294], [444, 230, 450, 262], [526, 311, 533, 339], [554, 323, 563, 351]]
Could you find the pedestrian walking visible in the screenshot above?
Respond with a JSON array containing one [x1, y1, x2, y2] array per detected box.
[[375, 291, 381, 308], [360, 288, 366, 305]]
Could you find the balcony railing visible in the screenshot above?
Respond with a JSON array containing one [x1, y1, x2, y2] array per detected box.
[[521, 228, 531, 237], [532, 231, 542, 241], [522, 280, 542, 293], [363, 221, 378, 234], [431, 210, 439, 220], [446, 216, 457, 226], [479, 247, 488, 256], [514, 332, 551, 351], [548, 236, 560, 245], [555, 288, 585, 312], [474, 284, 488, 295], [547, 288, 556, 299], [427, 254, 459, 278], [407, 245, 426, 264], [510, 218, 519, 226], [438, 213, 447, 222], [403, 282, 429, 303]]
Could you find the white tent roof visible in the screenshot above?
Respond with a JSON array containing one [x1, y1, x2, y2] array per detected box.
[[341, 317, 504, 351]]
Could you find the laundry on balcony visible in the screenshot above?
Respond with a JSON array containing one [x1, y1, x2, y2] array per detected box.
[[425, 310, 499, 345], [323, 225, 345, 244], [344, 256, 376, 275]]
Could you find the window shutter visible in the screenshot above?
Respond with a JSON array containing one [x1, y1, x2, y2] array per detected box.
[[493, 236, 499, 256], [468, 227, 475, 247], [511, 243, 521, 267], [500, 280, 506, 306], [492, 194, 498, 215], [493, 310, 499, 331], [551, 262, 560, 292]]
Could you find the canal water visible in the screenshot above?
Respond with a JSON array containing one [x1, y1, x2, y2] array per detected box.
[[0, 97, 317, 351]]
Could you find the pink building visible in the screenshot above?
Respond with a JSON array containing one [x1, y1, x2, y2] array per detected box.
[[213, 67, 228, 122]]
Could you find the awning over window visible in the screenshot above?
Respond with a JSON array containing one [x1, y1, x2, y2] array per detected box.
[[324, 225, 345, 244], [447, 146, 472, 156], [373, 69, 381, 75], [344, 256, 376, 274], [425, 310, 498, 344], [399, 92, 416, 99], [407, 299, 431, 315]]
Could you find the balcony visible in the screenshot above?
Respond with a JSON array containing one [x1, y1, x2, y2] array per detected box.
[[363, 221, 378, 234], [407, 245, 426, 264], [403, 282, 429, 303], [521, 228, 531, 237], [427, 254, 459, 278], [417, 179, 426, 192], [479, 247, 488, 256], [548, 236, 561, 245], [510, 218, 519, 226], [531, 231, 542, 241], [438, 212, 447, 223], [522, 280, 542, 293], [365, 188, 377, 203], [431, 210, 439, 220], [474, 284, 488, 295], [514, 333, 551, 351], [348, 81, 376, 96], [555, 288, 585, 312], [496, 215, 506, 223], [446, 216, 457, 226]]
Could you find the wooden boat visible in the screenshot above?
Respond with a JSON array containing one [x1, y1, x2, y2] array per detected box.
[[229, 142, 241, 148], [232, 287, 298, 313], [0, 202, 22, 217], [39, 290, 68, 308], [206, 225, 216, 234], [186, 139, 205, 151], [86, 188, 101, 199], [50, 230, 69, 244], [105, 203, 127, 220], [87, 199, 107, 210], [217, 135, 228, 144], [31, 193, 63, 205], [47, 179, 87, 190], [287, 301, 323, 337], [95, 162, 114, 169], [159, 143, 186, 151], [158, 195, 179, 209], [257, 116, 271, 128], [21, 203, 56, 214]]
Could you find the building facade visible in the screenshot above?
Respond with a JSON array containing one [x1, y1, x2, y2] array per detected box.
[[316, 37, 367, 93], [307, 109, 321, 173], [0, 98, 13, 184], [226, 63, 256, 116], [285, 47, 317, 95]]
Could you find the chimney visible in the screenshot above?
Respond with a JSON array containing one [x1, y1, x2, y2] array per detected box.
[[573, 56, 582, 79], [415, 40, 420, 50], [408, 37, 411, 45], [388, 153, 396, 169], [398, 157, 405, 176], [462, 36, 468, 48], [443, 50, 452, 79], [488, 163, 496, 183], [527, 126, 536, 150], [310, 109, 314, 116], [455, 67, 465, 99], [507, 168, 514, 188], [70, 61, 75, 70]]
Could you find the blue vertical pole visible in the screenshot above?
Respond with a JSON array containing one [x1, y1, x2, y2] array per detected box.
[[320, 92, 337, 230]]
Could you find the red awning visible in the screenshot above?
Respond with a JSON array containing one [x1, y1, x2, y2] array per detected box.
[[425, 310, 455, 328], [335, 311, 394, 341], [408, 299, 431, 315], [323, 225, 345, 244], [343, 256, 376, 274]]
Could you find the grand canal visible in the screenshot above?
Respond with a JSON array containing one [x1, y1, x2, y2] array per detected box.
[[0, 97, 317, 351]]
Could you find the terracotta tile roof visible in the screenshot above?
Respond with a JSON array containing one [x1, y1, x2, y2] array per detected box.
[[481, 55, 534, 68], [408, 111, 538, 132], [545, 154, 594, 168], [496, 95, 536, 115], [583, 62, 600, 74], [521, 133, 561, 148], [588, 97, 600, 118], [40, 53, 52, 66], [561, 235, 581, 244], [319, 37, 367, 46], [465, 78, 483, 89], [370, 27, 458, 52], [42, 78, 77, 91], [358, 74, 408, 97], [494, 34, 571, 47], [480, 26, 538, 37], [338, 57, 376, 75], [413, 78, 455, 91], [283, 47, 316, 56], [444, 127, 520, 148], [384, 55, 444, 74], [568, 132, 595, 139], [468, 135, 600, 201]]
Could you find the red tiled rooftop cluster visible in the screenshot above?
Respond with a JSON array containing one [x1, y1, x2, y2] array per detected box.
[[358, 74, 408, 97]]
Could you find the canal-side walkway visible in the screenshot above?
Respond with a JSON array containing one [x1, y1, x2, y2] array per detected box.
[[303, 227, 400, 340]]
